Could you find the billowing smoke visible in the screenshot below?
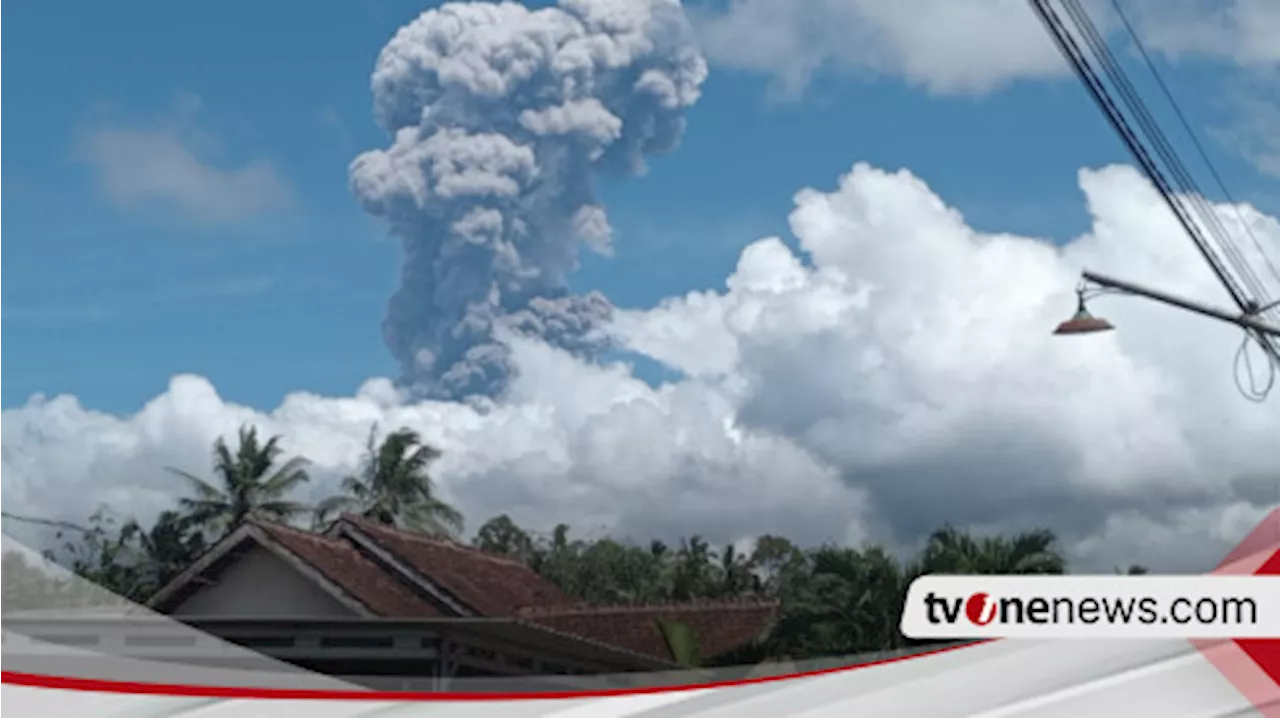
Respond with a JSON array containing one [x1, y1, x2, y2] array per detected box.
[[350, 0, 708, 399]]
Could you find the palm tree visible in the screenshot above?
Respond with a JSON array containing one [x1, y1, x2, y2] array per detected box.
[[919, 525, 1066, 575], [717, 543, 761, 597], [313, 425, 463, 536], [169, 425, 311, 537], [766, 545, 912, 658]]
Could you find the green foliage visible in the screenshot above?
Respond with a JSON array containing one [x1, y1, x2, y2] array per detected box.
[[474, 514, 536, 561], [919, 524, 1066, 576], [313, 425, 462, 536], [656, 618, 702, 668], [50, 508, 146, 598], [10, 506, 209, 605], [169, 424, 311, 537], [22, 424, 1101, 668], [472, 518, 1073, 664]]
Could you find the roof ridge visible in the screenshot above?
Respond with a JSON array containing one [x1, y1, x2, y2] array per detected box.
[[517, 598, 780, 617], [334, 513, 576, 617], [254, 519, 445, 619], [246, 516, 308, 532], [338, 513, 534, 570], [250, 517, 346, 545]]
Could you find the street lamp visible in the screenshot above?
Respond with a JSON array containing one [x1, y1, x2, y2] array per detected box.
[[1053, 289, 1115, 335], [1053, 270, 1280, 343]]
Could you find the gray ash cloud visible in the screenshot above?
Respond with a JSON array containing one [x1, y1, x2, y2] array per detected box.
[[350, 0, 707, 399]]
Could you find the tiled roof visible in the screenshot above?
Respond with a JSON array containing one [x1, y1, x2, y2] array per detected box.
[[199, 517, 778, 664], [336, 514, 575, 617], [249, 519, 440, 618], [518, 599, 780, 662]]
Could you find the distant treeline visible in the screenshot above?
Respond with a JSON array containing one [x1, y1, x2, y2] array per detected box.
[[2, 424, 1145, 662]]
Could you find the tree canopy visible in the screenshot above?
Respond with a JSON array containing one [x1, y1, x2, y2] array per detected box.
[[8, 424, 1083, 664], [313, 425, 462, 535], [168, 425, 311, 536]]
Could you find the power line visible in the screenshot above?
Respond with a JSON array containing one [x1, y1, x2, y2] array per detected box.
[[1033, 0, 1251, 310], [1031, 0, 1280, 399], [1108, 0, 1280, 317], [1061, 0, 1271, 313], [1, 512, 92, 535]]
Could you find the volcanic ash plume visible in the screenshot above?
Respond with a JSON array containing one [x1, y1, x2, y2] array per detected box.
[[350, 0, 708, 400]]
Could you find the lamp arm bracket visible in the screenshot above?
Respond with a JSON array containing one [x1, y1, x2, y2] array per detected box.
[[1079, 284, 1128, 302]]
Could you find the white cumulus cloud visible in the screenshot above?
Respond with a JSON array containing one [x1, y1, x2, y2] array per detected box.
[[691, 0, 1070, 97], [692, 0, 1279, 98], [1129, 0, 1280, 67], [5, 160, 1278, 572]]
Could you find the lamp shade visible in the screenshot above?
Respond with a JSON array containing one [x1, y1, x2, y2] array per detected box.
[[1053, 296, 1115, 335]]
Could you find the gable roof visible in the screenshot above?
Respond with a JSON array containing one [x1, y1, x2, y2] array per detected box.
[[250, 520, 442, 618], [519, 600, 780, 663], [331, 514, 575, 617], [147, 519, 438, 618], [147, 516, 779, 663]]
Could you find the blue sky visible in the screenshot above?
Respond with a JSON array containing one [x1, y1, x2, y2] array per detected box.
[[4, 0, 1279, 572], [4, 0, 1274, 415]]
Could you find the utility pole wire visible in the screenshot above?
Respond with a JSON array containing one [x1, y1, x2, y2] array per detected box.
[[1107, 0, 1280, 311], [2, 512, 93, 535], [1031, 0, 1280, 399]]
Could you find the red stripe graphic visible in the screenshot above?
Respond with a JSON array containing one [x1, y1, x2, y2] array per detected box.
[[0, 641, 988, 701]]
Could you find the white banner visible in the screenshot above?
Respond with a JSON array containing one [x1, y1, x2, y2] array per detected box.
[[900, 575, 1280, 639]]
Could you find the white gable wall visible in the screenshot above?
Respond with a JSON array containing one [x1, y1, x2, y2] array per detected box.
[[169, 544, 356, 618]]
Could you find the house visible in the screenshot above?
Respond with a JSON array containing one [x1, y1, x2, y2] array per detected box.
[[142, 514, 779, 685]]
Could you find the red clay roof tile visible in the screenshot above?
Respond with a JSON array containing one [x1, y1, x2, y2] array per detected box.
[[250, 519, 441, 618], [337, 514, 575, 616], [519, 600, 780, 662], [248, 517, 777, 663]]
